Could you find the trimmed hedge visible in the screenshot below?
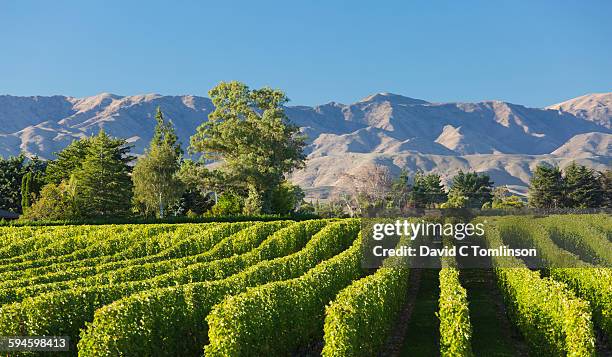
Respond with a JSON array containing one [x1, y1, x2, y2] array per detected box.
[[77, 219, 358, 356]]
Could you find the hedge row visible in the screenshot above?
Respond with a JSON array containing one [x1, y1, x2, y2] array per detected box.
[[437, 238, 473, 357], [77, 219, 359, 356], [540, 216, 612, 266], [0, 220, 334, 351], [0, 221, 289, 305], [321, 260, 409, 356], [496, 216, 612, 340], [0, 224, 175, 273], [0, 225, 101, 263], [0, 223, 240, 285], [486, 221, 596, 356]]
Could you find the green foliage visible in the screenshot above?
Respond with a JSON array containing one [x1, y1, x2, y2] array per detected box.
[[490, 186, 525, 209], [322, 256, 410, 356], [270, 180, 305, 215], [20, 172, 32, 212], [599, 169, 612, 208], [45, 139, 91, 185], [78, 220, 355, 356], [0, 154, 45, 213], [72, 130, 134, 218], [243, 184, 263, 215], [189, 81, 306, 212], [0, 221, 294, 348], [440, 190, 469, 209], [528, 164, 565, 208], [133, 143, 185, 218], [438, 239, 473, 357], [205, 228, 362, 356], [448, 171, 493, 209], [23, 181, 79, 221], [151, 107, 182, 157], [411, 172, 447, 208], [488, 219, 596, 355], [497, 216, 612, 340], [133, 109, 185, 218], [563, 162, 603, 208], [209, 192, 243, 216]]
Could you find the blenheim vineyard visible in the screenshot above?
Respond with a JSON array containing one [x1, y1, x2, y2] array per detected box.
[[0, 214, 609, 356]]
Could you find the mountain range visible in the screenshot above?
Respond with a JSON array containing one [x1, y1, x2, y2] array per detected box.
[[1, 92, 610, 198]]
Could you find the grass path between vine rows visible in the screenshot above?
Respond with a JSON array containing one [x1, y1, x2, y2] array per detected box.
[[458, 252, 528, 357], [398, 267, 440, 356]]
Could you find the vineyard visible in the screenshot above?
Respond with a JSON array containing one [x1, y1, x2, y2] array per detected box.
[[0, 214, 610, 356]]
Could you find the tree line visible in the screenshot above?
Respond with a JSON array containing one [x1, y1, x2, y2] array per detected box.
[[1, 82, 308, 221], [0, 81, 610, 220]]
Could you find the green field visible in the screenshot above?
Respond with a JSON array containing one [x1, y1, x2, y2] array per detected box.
[[0, 214, 610, 356]]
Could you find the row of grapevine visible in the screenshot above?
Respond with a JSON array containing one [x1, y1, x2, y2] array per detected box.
[[0, 225, 102, 262], [0, 224, 176, 273], [485, 220, 596, 355], [321, 259, 409, 356], [496, 216, 612, 340], [0, 221, 290, 304], [540, 215, 612, 266], [77, 220, 359, 356], [0, 222, 245, 284], [0, 219, 333, 351], [437, 238, 473, 357]]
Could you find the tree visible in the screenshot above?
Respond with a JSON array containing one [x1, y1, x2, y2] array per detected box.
[[133, 109, 185, 218], [209, 192, 243, 216], [21, 172, 32, 212], [270, 181, 305, 215], [45, 139, 90, 184], [189, 81, 306, 213], [440, 190, 469, 209], [410, 172, 447, 208], [563, 162, 603, 208], [0, 154, 46, 214], [72, 130, 134, 218], [528, 164, 565, 208], [599, 169, 612, 208], [448, 171, 493, 209], [23, 180, 78, 221], [490, 186, 525, 209], [339, 164, 393, 215], [152, 107, 182, 156], [389, 169, 411, 209]]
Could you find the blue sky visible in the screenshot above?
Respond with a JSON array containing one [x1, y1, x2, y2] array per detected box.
[[1, 0, 610, 107]]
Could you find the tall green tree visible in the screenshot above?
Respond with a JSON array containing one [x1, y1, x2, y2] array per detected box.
[[152, 107, 182, 156], [0, 154, 46, 213], [598, 169, 612, 208], [21, 172, 32, 212], [72, 130, 134, 218], [411, 172, 447, 208], [46, 136, 131, 184], [132, 111, 184, 218], [189, 81, 306, 213], [563, 162, 603, 208], [528, 164, 565, 208], [448, 171, 493, 209], [389, 169, 411, 209]]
